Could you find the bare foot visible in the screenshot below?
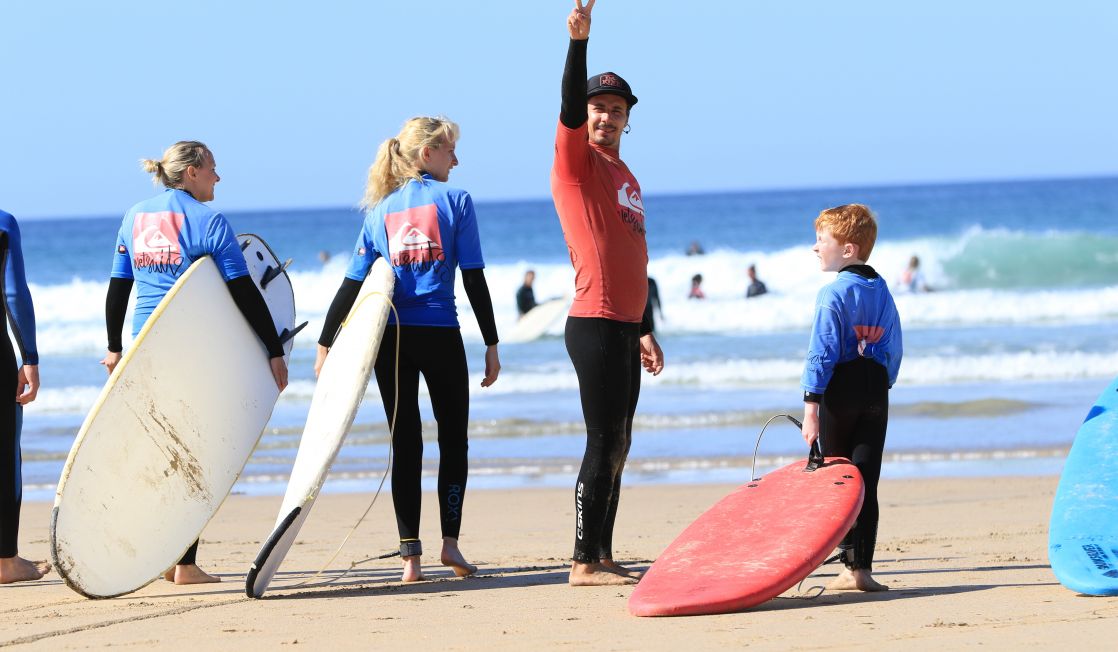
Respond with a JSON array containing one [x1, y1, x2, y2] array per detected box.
[[569, 562, 639, 586], [827, 567, 888, 592], [401, 555, 426, 582], [600, 558, 643, 580], [440, 537, 477, 577], [0, 556, 51, 584], [164, 564, 221, 585]]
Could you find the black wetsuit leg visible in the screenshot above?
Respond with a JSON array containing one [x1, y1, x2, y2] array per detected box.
[[0, 335, 20, 558], [566, 317, 640, 563], [179, 540, 199, 566], [374, 326, 471, 544], [819, 357, 889, 570]]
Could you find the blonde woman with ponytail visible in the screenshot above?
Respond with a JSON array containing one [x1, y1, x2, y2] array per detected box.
[[317, 117, 501, 582], [102, 141, 289, 585]]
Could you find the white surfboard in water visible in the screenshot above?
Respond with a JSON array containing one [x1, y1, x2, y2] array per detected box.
[[504, 297, 570, 343], [246, 256, 395, 598], [50, 234, 298, 599]]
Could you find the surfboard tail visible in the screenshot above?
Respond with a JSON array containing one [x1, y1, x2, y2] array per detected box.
[[246, 506, 303, 598]]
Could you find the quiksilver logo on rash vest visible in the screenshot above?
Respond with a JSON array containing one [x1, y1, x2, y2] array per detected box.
[[616, 182, 646, 235], [131, 211, 186, 274], [385, 204, 445, 270], [854, 325, 885, 356]]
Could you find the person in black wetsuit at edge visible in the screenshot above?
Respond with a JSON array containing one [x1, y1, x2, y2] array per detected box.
[[0, 209, 48, 584]]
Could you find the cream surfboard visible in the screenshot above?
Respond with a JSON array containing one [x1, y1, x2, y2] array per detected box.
[[50, 234, 299, 599], [246, 257, 395, 598], [504, 296, 570, 343]]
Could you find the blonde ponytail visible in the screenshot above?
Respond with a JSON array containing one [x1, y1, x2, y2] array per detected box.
[[359, 117, 459, 211]]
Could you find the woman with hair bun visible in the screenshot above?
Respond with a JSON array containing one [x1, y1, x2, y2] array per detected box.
[[317, 116, 500, 582], [102, 140, 288, 585]]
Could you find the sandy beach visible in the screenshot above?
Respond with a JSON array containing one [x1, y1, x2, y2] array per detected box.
[[3, 475, 1115, 650]]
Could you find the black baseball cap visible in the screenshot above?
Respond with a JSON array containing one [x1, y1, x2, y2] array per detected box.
[[586, 71, 638, 107]]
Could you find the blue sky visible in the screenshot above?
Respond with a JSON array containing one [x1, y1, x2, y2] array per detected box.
[[2, 1, 1115, 219]]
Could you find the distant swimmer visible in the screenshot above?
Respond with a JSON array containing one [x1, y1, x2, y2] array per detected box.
[[517, 270, 538, 317], [689, 273, 705, 299], [686, 240, 705, 256], [103, 141, 289, 586], [0, 209, 48, 584], [745, 263, 767, 298], [316, 116, 500, 583], [552, 0, 663, 587], [897, 255, 932, 292]]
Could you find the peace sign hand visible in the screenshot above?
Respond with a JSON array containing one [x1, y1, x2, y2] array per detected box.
[[567, 0, 595, 40]]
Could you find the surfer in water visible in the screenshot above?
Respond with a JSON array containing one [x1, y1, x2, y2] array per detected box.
[[0, 209, 48, 584], [316, 116, 501, 583], [800, 204, 902, 592], [102, 141, 289, 585], [552, 0, 664, 586]]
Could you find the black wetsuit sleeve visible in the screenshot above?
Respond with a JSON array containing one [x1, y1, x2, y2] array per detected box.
[[560, 39, 589, 129], [226, 276, 285, 358], [803, 391, 823, 404], [639, 305, 653, 337], [462, 268, 499, 347], [105, 277, 133, 353], [318, 277, 362, 348]]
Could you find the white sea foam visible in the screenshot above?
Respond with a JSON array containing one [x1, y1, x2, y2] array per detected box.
[[22, 227, 1118, 356], [24, 348, 1118, 416]]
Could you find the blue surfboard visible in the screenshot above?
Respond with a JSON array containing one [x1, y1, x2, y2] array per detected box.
[[1049, 375, 1118, 595]]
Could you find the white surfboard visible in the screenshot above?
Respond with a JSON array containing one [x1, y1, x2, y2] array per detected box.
[[246, 257, 395, 598], [50, 234, 298, 599], [504, 297, 570, 343]]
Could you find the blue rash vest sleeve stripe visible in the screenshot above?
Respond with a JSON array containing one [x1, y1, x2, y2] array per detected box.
[[0, 212, 38, 365], [801, 295, 842, 394]]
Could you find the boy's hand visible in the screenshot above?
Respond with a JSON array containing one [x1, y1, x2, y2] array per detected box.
[[801, 402, 821, 447], [568, 0, 595, 40]]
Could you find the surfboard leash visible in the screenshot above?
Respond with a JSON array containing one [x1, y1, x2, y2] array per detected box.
[[750, 414, 835, 601], [283, 292, 403, 590], [749, 414, 804, 481]]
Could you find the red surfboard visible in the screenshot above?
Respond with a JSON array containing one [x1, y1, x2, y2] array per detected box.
[[629, 455, 864, 617]]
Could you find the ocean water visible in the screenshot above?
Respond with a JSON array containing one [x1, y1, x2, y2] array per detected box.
[[16, 176, 1118, 500]]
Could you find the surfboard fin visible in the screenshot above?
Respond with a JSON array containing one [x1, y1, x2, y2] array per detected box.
[[280, 321, 308, 345], [240, 239, 252, 251], [260, 259, 293, 289]]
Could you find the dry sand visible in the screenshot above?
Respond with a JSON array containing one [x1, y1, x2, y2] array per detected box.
[[3, 475, 1117, 650]]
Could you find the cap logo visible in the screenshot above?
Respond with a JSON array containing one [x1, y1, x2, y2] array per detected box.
[[600, 73, 622, 88]]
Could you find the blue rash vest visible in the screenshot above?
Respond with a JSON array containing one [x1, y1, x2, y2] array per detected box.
[[344, 174, 485, 327], [801, 265, 903, 395], [0, 210, 38, 365], [110, 189, 249, 335]]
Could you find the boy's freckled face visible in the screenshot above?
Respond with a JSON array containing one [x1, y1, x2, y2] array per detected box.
[[813, 229, 849, 273]]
